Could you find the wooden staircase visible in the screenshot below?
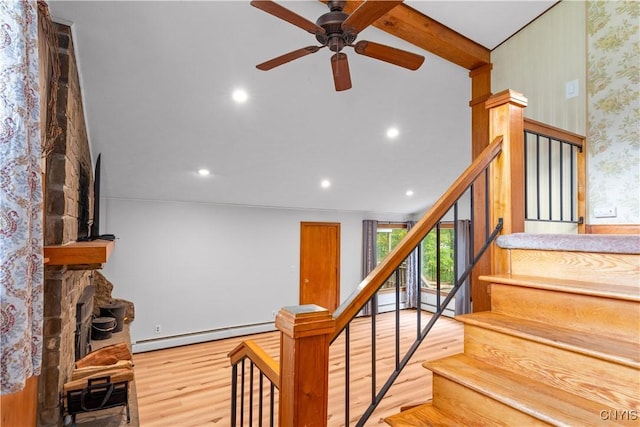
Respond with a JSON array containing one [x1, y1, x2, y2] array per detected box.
[[385, 241, 640, 426]]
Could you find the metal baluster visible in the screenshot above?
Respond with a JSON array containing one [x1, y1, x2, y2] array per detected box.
[[559, 140, 564, 221], [436, 222, 441, 310], [524, 130, 529, 219], [454, 202, 459, 312], [416, 241, 422, 339], [249, 362, 254, 425], [345, 324, 350, 427], [240, 359, 245, 426], [395, 268, 400, 370], [371, 293, 377, 404], [231, 364, 238, 427], [259, 372, 264, 427], [484, 169, 490, 240], [548, 136, 553, 220], [270, 382, 275, 427], [570, 145, 576, 222], [470, 182, 475, 287], [536, 134, 541, 220]]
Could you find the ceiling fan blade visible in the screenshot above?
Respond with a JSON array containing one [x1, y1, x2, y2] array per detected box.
[[354, 40, 425, 70], [251, 0, 325, 36], [256, 46, 322, 71], [341, 0, 403, 36], [331, 53, 352, 91]]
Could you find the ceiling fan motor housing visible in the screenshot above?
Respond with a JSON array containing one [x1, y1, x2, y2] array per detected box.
[[315, 9, 356, 52]]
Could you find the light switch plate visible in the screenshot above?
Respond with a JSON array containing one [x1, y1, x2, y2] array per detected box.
[[565, 79, 579, 99]]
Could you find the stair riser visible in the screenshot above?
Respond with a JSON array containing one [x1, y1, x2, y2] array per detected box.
[[464, 324, 640, 410], [508, 250, 639, 286], [431, 375, 550, 426], [491, 284, 640, 343]]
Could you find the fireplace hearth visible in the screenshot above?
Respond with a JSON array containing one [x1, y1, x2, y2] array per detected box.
[[75, 285, 94, 361]]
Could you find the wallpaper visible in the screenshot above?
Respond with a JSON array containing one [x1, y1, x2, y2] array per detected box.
[[587, 1, 640, 224]]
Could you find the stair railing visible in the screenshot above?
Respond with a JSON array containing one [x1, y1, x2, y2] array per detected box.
[[523, 118, 586, 232], [228, 89, 529, 426], [331, 138, 504, 425], [228, 340, 280, 426]]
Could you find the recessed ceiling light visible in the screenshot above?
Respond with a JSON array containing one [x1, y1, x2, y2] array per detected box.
[[321, 179, 331, 189], [197, 168, 211, 176], [386, 127, 399, 139], [232, 88, 248, 103], [406, 190, 414, 197]]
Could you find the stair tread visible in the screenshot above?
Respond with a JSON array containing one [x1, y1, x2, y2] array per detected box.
[[480, 273, 640, 301], [456, 311, 640, 368], [384, 402, 475, 426], [425, 354, 633, 426]]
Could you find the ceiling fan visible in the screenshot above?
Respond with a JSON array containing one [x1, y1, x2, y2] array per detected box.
[[250, 0, 425, 91]]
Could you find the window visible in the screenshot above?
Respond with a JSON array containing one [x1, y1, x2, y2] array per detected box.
[[420, 224, 455, 292], [376, 224, 407, 290], [374, 222, 457, 293]]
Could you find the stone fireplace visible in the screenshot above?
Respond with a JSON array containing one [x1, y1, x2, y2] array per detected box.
[[39, 20, 95, 426], [36, 7, 136, 425], [38, 19, 128, 426]]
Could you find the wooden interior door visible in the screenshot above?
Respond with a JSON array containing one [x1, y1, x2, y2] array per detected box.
[[299, 222, 340, 312]]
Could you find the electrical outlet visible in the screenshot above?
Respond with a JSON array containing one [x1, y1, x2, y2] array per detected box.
[[594, 207, 616, 218], [154, 324, 161, 334]]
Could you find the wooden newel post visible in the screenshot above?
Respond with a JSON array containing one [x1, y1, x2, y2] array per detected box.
[[276, 304, 335, 427], [486, 89, 528, 274]]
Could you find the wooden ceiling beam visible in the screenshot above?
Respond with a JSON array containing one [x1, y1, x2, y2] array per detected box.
[[339, 1, 491, 70]]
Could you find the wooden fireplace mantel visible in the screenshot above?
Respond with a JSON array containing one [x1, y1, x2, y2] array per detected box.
[[44, 239, 115, 267]]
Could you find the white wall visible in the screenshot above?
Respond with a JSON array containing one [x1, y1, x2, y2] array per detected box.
[[101, 197, 409, 352], [491, 1, 587, 136]]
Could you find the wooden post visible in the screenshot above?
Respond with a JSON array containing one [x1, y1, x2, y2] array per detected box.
[[469, 63, 492, 312], [486, 89, 528, 274], [276, 304, 335, 427]]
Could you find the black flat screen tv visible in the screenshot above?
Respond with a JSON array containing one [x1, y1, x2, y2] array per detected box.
[[90, 153, 115, 241]]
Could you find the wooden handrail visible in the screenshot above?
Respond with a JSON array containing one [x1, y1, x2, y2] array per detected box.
[[331, 135, 504, 339], [228, 340, 280, 388], [524, 117, 585, 149]]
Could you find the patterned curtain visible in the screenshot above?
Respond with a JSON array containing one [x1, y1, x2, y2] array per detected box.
[[0, 0, 43, 394], [359, 220, 377, 316], [405, 221, 419, 308]]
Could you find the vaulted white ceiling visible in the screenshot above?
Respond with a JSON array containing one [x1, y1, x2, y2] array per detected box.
[[48, 1, 555, 215]]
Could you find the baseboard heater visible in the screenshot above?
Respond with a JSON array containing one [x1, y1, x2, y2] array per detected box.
[[132, 321, 277, 353]]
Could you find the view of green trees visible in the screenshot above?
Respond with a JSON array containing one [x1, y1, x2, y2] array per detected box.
[[376, 226, 456, 290], [421, 228, 455, 287], [376, 228, 407, 260]]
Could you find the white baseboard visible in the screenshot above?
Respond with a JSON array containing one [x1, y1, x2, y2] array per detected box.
[[132, 321, 277, 353]]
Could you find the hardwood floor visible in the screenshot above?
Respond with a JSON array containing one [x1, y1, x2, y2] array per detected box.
[[133, 310, 463, 426]]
